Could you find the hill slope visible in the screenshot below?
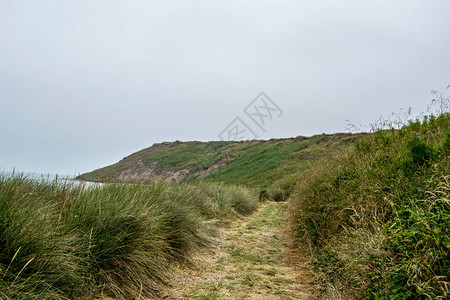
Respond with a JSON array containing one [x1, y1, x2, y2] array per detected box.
[[77, 133, 365, 189], [290, 114, 449, 298]]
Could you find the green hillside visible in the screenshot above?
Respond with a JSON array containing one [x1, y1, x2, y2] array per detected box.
[[77, 133, 364, 191]]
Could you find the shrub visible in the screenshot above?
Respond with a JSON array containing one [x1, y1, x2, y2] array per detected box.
[[290, 113, 450, 298]]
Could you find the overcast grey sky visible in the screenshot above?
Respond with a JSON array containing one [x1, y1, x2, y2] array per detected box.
[[1, 0, 449, 175]]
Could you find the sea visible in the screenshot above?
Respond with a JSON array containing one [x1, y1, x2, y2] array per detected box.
[[0, 170, 103, 188]]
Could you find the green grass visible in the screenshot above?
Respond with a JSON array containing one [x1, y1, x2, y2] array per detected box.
[[290, 113, 450, 299], [144, 141, 237, 172], [203, 133, 363, 190], [0, 175, 258, 299], [8, 95, 448, 299], [77, 140, 253, 182], [78, 134, 363, 191]]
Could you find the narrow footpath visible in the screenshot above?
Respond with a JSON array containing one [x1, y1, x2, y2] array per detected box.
[[163, 201, 318, 299]]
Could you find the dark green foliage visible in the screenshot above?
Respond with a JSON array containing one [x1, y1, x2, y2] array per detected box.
[[259, 190, 269, 202], [258, 189, 287, 203], [406, 136, 436, 165], [399, 136, 437, 176], [442, 128, 450, 155], [291, 114, 450, 299], [272, 191, 287, 202]]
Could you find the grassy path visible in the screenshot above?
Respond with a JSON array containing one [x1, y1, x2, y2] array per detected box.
[[163, 202, 317, 299]]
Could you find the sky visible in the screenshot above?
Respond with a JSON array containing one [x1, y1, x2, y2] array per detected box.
[[1, 0, 449, 175]]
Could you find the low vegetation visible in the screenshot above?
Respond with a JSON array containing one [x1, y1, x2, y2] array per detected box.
[[0, 176, 257, 299], [4, 93, 449, 299], [202, 133, 362, 189], [290, 111, 449, 298], [78, 134, 363, 189]]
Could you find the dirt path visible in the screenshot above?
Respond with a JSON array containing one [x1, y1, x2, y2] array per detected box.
[[162, 201, 317, 299]]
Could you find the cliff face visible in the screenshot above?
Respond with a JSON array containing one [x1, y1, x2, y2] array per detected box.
[[105, 155, 233, 182]]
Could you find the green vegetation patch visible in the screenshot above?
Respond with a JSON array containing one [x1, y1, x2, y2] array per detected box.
[[203, 134, 360, 188], [0, 175, 257, 299], [291, 113, 450, 299], [78, 133, 362, 191], [144, 141, 232, 171]]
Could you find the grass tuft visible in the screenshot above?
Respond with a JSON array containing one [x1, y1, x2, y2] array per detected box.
[[0, 176, 257, 298]]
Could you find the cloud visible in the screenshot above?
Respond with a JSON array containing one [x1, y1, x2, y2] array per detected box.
[[0, 0, 449, 174]]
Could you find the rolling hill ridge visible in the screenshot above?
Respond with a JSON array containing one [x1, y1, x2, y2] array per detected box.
[[77, 133, 365, 189]]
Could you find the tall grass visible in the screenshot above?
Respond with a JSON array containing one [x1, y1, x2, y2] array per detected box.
[[290, 107, 449, 298], [0, 176, 258, 299]]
